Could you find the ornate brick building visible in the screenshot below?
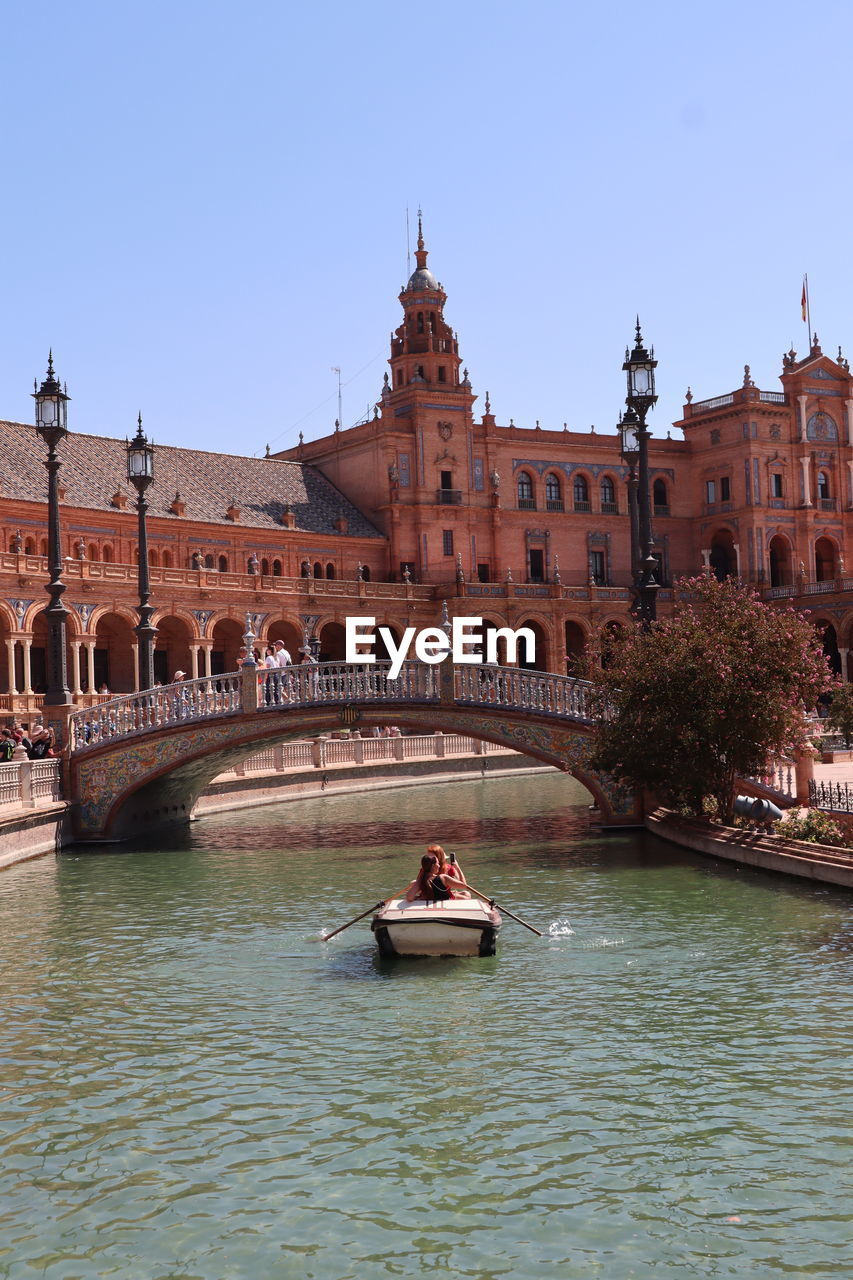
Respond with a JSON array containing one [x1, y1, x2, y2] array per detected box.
[[2, 226, 852, 714]]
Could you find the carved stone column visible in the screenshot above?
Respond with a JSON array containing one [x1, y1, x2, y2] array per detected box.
[[5, 638, 18, 695]]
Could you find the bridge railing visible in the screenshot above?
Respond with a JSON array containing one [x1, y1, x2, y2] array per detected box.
[[69, 673, 243, 750], [69, 662, 595, 752], [258, 660, 441, 709]]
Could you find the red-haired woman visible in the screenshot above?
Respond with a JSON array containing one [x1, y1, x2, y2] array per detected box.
[[404, 853, 469, 903]]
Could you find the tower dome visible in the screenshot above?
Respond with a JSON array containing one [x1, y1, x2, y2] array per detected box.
[[405, 214, 440, 293]]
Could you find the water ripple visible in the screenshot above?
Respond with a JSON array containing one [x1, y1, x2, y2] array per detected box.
[[1, 774, 851, 1279]]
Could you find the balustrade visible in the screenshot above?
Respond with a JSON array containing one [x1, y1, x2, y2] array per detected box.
[[68, 661, 595, 753]]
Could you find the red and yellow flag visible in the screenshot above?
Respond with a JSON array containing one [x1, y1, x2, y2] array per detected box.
[[801, 279, 808, 321]]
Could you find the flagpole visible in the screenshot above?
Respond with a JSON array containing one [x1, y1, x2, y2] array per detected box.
[[805, 273, 812, 346]]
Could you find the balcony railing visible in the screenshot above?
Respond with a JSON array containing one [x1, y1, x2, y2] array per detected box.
[[546, 499, 564, 511], [819, 498, 836, 511], [437, 489, 462, 505], [653, 503, 670, 516], [517, 497, 537, 510], [601, 501, 619, 515], [573, 500, 592, 513]]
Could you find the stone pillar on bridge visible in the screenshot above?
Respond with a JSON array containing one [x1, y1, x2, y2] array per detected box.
[[795, 745, 815, 806], [241, 660, 259, 713]]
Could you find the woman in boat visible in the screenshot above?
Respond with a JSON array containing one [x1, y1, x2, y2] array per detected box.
[[404, 854, 469, 903], [429, 844, 467, 888]]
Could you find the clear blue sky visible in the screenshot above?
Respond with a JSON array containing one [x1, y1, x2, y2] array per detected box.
[[1, 1, 849, 456]]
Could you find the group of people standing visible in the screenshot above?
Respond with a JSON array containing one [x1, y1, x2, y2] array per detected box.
[[0, 721, 57, 762], [235, 640, 319, 670]]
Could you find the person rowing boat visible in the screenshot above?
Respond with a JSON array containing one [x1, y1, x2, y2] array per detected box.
[[404, 853, 469, 902]]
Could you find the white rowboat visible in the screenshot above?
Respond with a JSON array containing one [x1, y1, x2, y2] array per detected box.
[[371, 897, 502, 957]]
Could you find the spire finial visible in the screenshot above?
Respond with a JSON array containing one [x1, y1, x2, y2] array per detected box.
[[47, 348, 54, 377], [635, 316, 642, 347], [417, 207, 424, 251]]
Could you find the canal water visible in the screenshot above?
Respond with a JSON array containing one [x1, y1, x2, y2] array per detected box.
[[1, 773, 851, 1280]]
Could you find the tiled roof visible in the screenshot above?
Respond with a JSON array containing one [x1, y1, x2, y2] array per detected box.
[[0, 420, 383, 539]]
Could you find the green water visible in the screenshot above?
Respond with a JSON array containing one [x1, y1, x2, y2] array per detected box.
[[0, 774, 851, 1279]]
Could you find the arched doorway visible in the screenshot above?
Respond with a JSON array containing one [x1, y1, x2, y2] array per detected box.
[[768, 535, 792, 587], [94, 612, 136, 693], [516, 618, 548, 671], [267, 620, 303, 661], [318, 621, 347, 662], [154, 615, 194, 685], [374, 624, 401, 663], [818, 621, 841, 678], [211, 618, 244, 676], [815, 537, 836, 582], [710, 531, 736, 580], [565, 621, 587, 674]]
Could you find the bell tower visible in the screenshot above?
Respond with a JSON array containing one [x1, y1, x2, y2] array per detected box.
[[388, 215, 463, 391]]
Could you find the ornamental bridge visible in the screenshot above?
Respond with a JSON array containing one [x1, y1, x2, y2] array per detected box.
[[67, 661, 638, 840]]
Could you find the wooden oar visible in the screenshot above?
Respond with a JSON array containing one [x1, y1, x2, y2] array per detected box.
[[465, 883, 543, 936], [321, 900, 386, 942]]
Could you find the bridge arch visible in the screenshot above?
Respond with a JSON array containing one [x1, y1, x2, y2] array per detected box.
[[68, 663, 639, 840]]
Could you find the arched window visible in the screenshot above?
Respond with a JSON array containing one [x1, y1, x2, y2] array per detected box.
[[600, 476, 617, 511], [40, 539, 48, 556], [313, 561, 323, 578], [25, 539, 35, 554], [545, 474, 562, 510], [573, 475, 590, 509], [88, 544, 99, 561], [818, 472, 832, 507], [149, 548, 159, 566], [162, 550, 172, 568], [218, 555, 228, 572], [205, 554, 215, 570], [272, 559, 282, 576], [326, 562, 335, 579], [653, 478, 668, 513], [517, 471, 535, 508], [102, 545, 113, 563], [261, 558, 270, 576], [361, 565, 371, 581]]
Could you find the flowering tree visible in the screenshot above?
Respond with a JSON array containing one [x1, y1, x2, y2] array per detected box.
[[587, 574, 833, 821]]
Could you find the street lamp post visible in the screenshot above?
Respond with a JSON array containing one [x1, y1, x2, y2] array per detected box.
[[33, 352, 72, 705], [126, 414, 157, 691], [619, 406, 641, 585], [622, 320, 659, 626]]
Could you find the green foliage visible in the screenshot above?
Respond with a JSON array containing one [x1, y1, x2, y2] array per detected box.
[[779, 808, 850, 848], [587, 573, 833, 821], [825, 682, 853, 747]]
